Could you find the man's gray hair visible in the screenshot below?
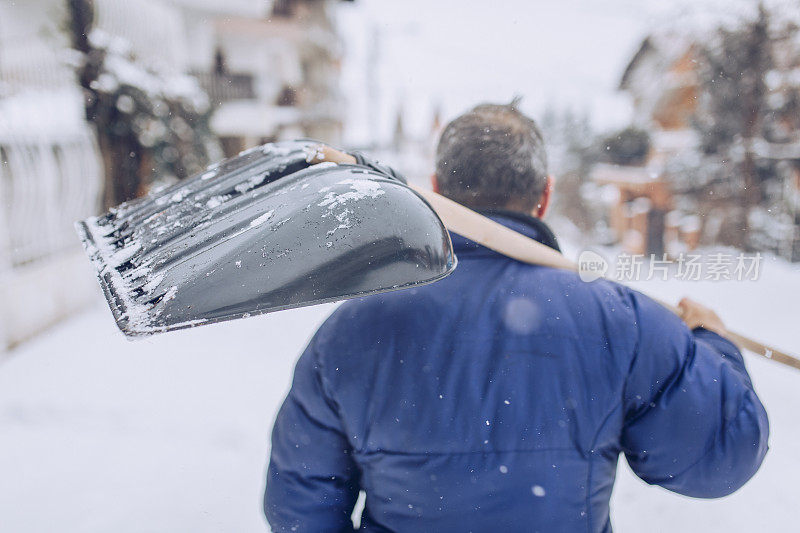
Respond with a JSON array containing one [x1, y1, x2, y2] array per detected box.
[[435, 100, 548, 211]]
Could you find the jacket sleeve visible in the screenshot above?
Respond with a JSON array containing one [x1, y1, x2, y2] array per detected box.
[[265, 338, 359, 532], [620, 290, 769, 498], [349, 151, 408, 183]]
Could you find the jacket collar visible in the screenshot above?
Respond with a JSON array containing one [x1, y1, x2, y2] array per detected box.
[[449, 208, 562, 259]]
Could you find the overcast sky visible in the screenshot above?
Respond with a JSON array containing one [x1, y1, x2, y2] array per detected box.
[[337, 0, 800, 145]]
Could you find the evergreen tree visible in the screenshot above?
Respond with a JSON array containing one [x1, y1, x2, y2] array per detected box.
[[693, 3, 800, 253], [66, 0, 217, 209], [601, 127, 651, 166], [693, 3, 773, 247]]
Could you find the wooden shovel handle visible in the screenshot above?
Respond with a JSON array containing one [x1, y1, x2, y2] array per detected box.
[[410, 184, 800, 372], [649, 297, 800, 371]]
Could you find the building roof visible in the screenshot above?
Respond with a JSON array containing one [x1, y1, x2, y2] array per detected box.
[[210, 101, 300, 136], [619, 32, 695, 91], [592, 162, 664, 184], [753, 139, 800, 160], [164, 0, 271, 17]]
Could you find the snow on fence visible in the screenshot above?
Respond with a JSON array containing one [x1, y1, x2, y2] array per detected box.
[[0, 130, 103, 267], [0, 112, 104, 351]]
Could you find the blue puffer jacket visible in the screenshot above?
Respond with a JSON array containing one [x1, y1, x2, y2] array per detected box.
[[265, 213, 769, 532]]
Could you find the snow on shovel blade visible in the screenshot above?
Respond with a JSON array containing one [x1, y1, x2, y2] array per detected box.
[[75, 141, 456, 337]]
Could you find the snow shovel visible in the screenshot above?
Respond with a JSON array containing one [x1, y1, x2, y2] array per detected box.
[[75, 141, 456, 337]]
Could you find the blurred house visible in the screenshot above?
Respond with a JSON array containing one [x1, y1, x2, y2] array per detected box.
[[0, 0, 103, 351], [591, 163, 675, 256], [595, 28, 800, 259], [619, 33, 701, 142], [172, 0, 351, 156], [589, 32, 702, 257], [87, 0, 352, 196], [92, 0, 350, 154]]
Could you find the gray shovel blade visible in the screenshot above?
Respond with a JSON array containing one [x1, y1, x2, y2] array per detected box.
[[75, 141, 456, 337]]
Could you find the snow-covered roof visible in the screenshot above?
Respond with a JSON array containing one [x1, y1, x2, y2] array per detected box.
[[650, 129, 700, 152], [753, 139, 800, 160], [591, 162, 665, 185], [619, 32, 695, 91], [164, 0, 271, 17], [210, 101, 301, 136]]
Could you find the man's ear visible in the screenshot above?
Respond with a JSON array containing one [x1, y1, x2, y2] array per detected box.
[[533, 175, 553, 218], [430, 174, 440, 194]]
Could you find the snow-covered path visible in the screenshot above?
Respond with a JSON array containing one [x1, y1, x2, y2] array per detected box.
[[1, 256, 799, 532], [0, 301, 336, 532]]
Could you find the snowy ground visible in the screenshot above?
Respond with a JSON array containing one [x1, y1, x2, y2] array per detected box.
[[1, 253, 799, 532]]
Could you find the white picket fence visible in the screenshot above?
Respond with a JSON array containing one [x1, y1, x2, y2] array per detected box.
[[0, 42, 71, 95], [0, 111, 104, 351], [0, 131, 103, 267]]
